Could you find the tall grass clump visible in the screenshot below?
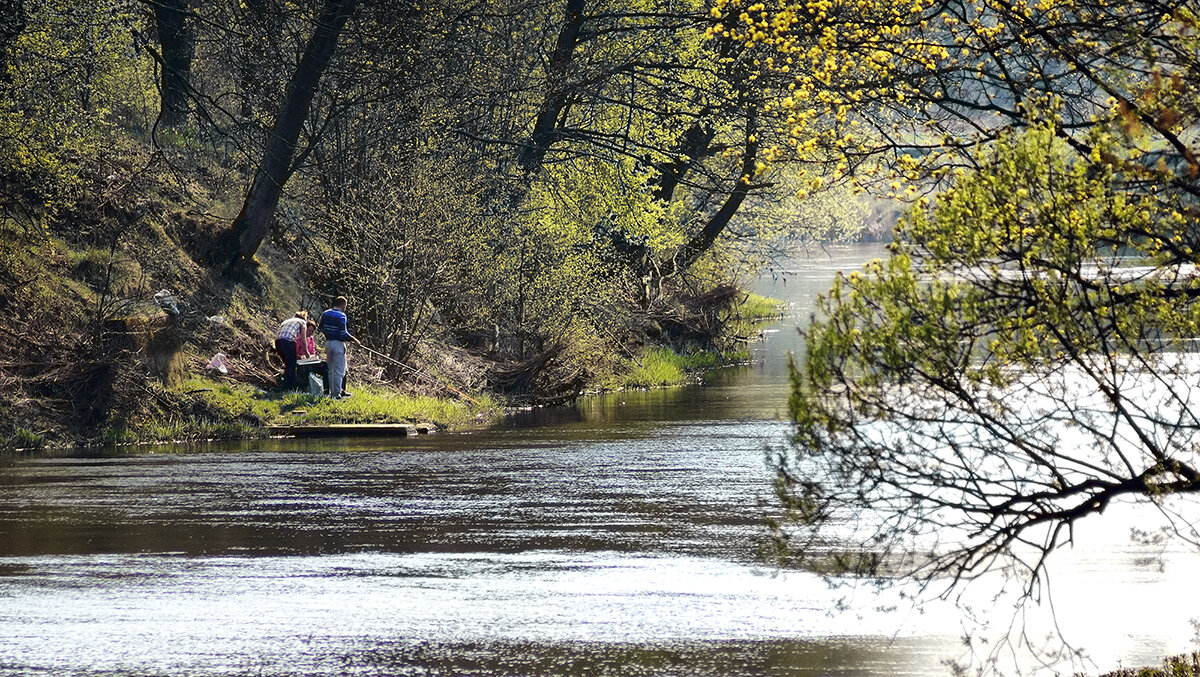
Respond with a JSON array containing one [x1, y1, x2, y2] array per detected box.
[[615, 347, 752, 389], [1, 428, 48, 451], [737, 292, 785, 322]]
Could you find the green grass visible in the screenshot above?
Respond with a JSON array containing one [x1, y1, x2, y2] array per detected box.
[[268, 386, 498, 427], [722, 292, 785, 343], [98, 377, 501, 447], [178, 378, 279, 421], [610, 346, 752, 389]]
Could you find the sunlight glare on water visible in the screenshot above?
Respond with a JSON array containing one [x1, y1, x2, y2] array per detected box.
[[0, 550, 965, 676]]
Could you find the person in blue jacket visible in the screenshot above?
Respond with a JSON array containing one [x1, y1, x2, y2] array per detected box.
[[318, 296, 361, 399]]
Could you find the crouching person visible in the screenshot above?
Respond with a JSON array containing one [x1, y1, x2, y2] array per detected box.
[[275, 311, 307, 387]]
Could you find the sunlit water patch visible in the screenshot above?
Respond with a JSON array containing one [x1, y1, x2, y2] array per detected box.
[[0, 551, 963, 676]]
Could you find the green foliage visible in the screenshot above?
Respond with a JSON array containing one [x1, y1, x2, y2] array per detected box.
[[0, 0, 155, 214], [798, 121, 1200, 408], [484, 161, 643, 350], [784, 119, 1200, 599], [531, 158, 679, 253]]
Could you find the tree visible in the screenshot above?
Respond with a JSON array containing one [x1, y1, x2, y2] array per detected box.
[[517, 0, 587, 175], [226, 0, 357, 264], [0, 0, 156, 214], [766, 1, 1200, 659], [454, 0, 812, 282], [304, 158, 494, 369], [149, 0, 194, 128], [720, 0, 1200, 193], [0, 0, 26, 77], [781, 112, 1200, 594]]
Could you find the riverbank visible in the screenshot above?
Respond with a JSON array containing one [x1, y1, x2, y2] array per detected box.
[[0, 236, 779, 452], [2, 338, 770, 452], [0, 124, 785, 451]]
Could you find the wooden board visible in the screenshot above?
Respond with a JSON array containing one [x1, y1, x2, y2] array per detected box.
[[267, 423, 433, 438]]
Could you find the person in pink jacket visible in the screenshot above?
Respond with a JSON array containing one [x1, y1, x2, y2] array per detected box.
[[295, 319, 328, 393], [297, 320, 319, 359]]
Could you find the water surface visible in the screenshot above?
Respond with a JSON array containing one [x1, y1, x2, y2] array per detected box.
[[2, 244, 1196, 676]]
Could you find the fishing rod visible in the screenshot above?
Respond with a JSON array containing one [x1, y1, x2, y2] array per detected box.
[[355, 343, 483, 407]]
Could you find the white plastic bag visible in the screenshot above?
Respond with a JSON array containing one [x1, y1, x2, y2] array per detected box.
[[153, 289, 179, 315], [206, 352, 229, 375]]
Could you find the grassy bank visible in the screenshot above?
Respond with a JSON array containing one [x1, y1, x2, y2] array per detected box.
[[738, 292, 786, 323], [68, 344, 750, 448], [96, 378, 500, 446], [0, 429, 50, 452], [605, 291, 781, 390]]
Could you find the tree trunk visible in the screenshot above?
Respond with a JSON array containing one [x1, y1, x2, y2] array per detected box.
[[518, 0, 586, 174], [0, 0, 26, 80], [653, 117, 715, 203], [227, 0, 357, 263], [676, 104, 758, 268], [154, 0, 194, 127]]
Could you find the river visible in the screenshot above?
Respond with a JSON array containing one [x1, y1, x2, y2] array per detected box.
[[2, 243, 1198, 676]]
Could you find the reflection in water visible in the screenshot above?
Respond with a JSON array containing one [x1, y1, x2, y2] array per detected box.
[[0, 419, 790, 559], [1, 245, 1195, 675]]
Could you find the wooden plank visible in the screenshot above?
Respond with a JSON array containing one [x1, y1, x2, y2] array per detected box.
[[267, 424, 419, 438]]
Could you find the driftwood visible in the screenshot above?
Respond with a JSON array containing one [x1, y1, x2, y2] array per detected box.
[[487, 341, 587, 404]]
